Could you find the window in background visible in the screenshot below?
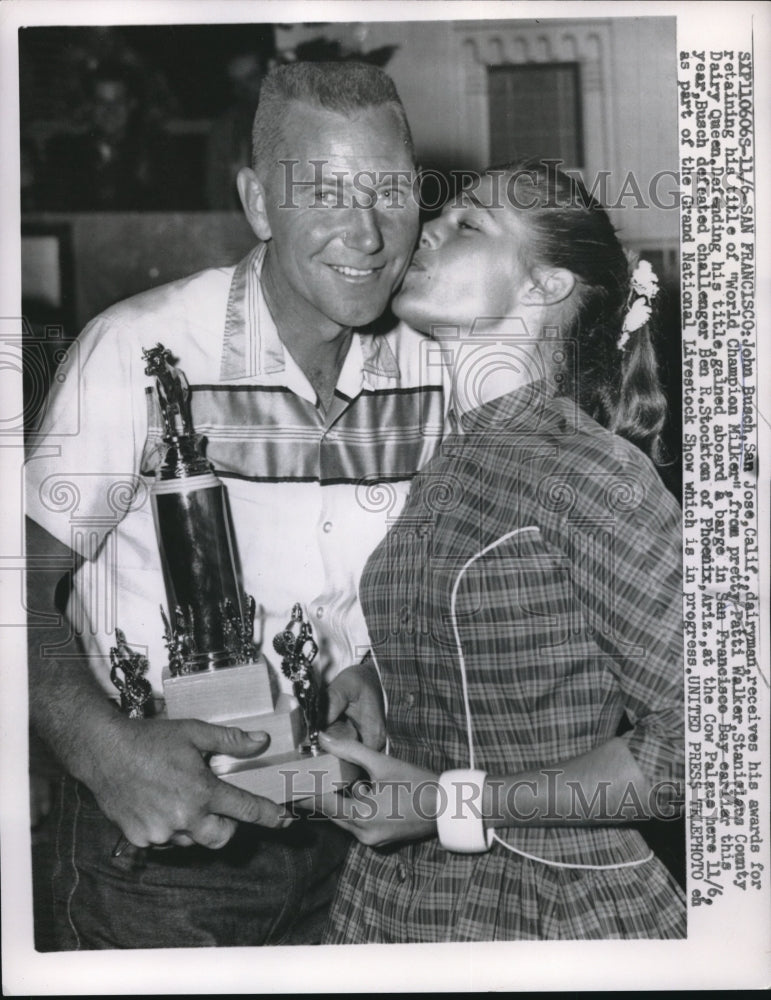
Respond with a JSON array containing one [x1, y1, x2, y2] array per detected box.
[[488, 62, 584, 168]]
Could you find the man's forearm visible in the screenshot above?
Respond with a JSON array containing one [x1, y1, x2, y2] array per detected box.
[[26, 515, 124, 783], [28, 634, 125, 785]]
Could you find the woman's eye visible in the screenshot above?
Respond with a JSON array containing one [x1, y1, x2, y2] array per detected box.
[[458, 220, 479, 232]]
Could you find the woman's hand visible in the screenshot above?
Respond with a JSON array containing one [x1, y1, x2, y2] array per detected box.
[[324, 660, 386, 750], [316, 732, 440, 847]]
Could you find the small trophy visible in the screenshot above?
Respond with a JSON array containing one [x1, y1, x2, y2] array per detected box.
[[110, 344, 357, 802], [273, 603, 323, 756]]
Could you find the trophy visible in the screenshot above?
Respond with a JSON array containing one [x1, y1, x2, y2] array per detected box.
[[109, 344, 357, 803]]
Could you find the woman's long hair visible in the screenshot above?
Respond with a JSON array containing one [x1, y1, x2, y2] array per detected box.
[[495, 159, 668, 462]]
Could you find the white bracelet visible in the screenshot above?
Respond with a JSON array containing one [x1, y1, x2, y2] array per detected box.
[[436, 769, 494, 853]]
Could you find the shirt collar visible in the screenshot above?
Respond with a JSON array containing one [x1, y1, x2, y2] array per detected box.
[[220, 243, 281, 381], [360, 328, 401, 382], [220, 243, 401, 384]]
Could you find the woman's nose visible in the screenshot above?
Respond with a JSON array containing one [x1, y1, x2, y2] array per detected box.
[[419, 220, 440, 249]]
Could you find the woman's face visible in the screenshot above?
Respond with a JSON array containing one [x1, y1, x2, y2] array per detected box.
[[393, 174, 533, 334]]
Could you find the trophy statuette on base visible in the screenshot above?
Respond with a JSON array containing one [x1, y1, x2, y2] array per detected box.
[[110, 344, 358, 803]]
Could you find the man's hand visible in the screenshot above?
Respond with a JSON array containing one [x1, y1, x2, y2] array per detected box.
[[324, 660, 386, 750], [26, 518, 292, 852], [87, 716, 292, 849], [315, 732, 438, 847]]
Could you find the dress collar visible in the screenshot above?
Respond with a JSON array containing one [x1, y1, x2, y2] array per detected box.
[[457, 378, 568, 436]]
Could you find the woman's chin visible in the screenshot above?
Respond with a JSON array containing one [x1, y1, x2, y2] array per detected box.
[[391, 308, 421, 332], [392, 294, 434, 335]]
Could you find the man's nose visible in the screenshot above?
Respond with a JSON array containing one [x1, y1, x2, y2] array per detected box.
[[342, 207, 384, 255]]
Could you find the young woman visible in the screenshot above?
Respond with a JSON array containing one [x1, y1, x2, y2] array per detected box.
[[318, 160, 686, 942]]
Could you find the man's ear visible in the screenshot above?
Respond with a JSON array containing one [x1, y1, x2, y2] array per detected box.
[[520, 267, 575, 307], [237, 167, 272, 242]]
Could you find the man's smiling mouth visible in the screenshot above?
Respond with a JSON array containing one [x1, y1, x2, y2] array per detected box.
[[327, 264, 382, 278]]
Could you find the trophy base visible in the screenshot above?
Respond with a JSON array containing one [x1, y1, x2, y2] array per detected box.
[[163, 657, 274, 723], [210, 748, 361, 803], [162, 655, 359, 803]]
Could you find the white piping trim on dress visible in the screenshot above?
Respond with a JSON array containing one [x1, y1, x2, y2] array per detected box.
[[370, 646, 390, 756], [449, 525, 654, 871]]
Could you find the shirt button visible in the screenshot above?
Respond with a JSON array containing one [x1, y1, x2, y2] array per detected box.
[[322, 521, 333, 533], [316, 607, 324, 619], [403, 692, 415, 708], [396, 862, 408, 883]]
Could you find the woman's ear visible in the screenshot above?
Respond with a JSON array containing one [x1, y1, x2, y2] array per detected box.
[[520, 267, 576, 307], [237, 167, 272, 242]]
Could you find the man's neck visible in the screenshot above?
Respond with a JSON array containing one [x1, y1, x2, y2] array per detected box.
[[292, 329, 353, 414], [261, 248, 354, 413]]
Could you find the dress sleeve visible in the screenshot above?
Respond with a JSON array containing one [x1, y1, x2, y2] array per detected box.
[[25, 314, 148, 559], [570, 469, 684, 790]]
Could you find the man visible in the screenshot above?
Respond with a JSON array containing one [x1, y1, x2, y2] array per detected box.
[[43, 61, 161, 210], [26, 61, 445, 949]]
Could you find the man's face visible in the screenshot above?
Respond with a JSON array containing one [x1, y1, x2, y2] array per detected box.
[[257, 102, 418, 338], [92, 80, 134, 140]]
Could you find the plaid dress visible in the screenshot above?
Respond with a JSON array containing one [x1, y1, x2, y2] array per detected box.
[[325, 382, 686, 942]]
